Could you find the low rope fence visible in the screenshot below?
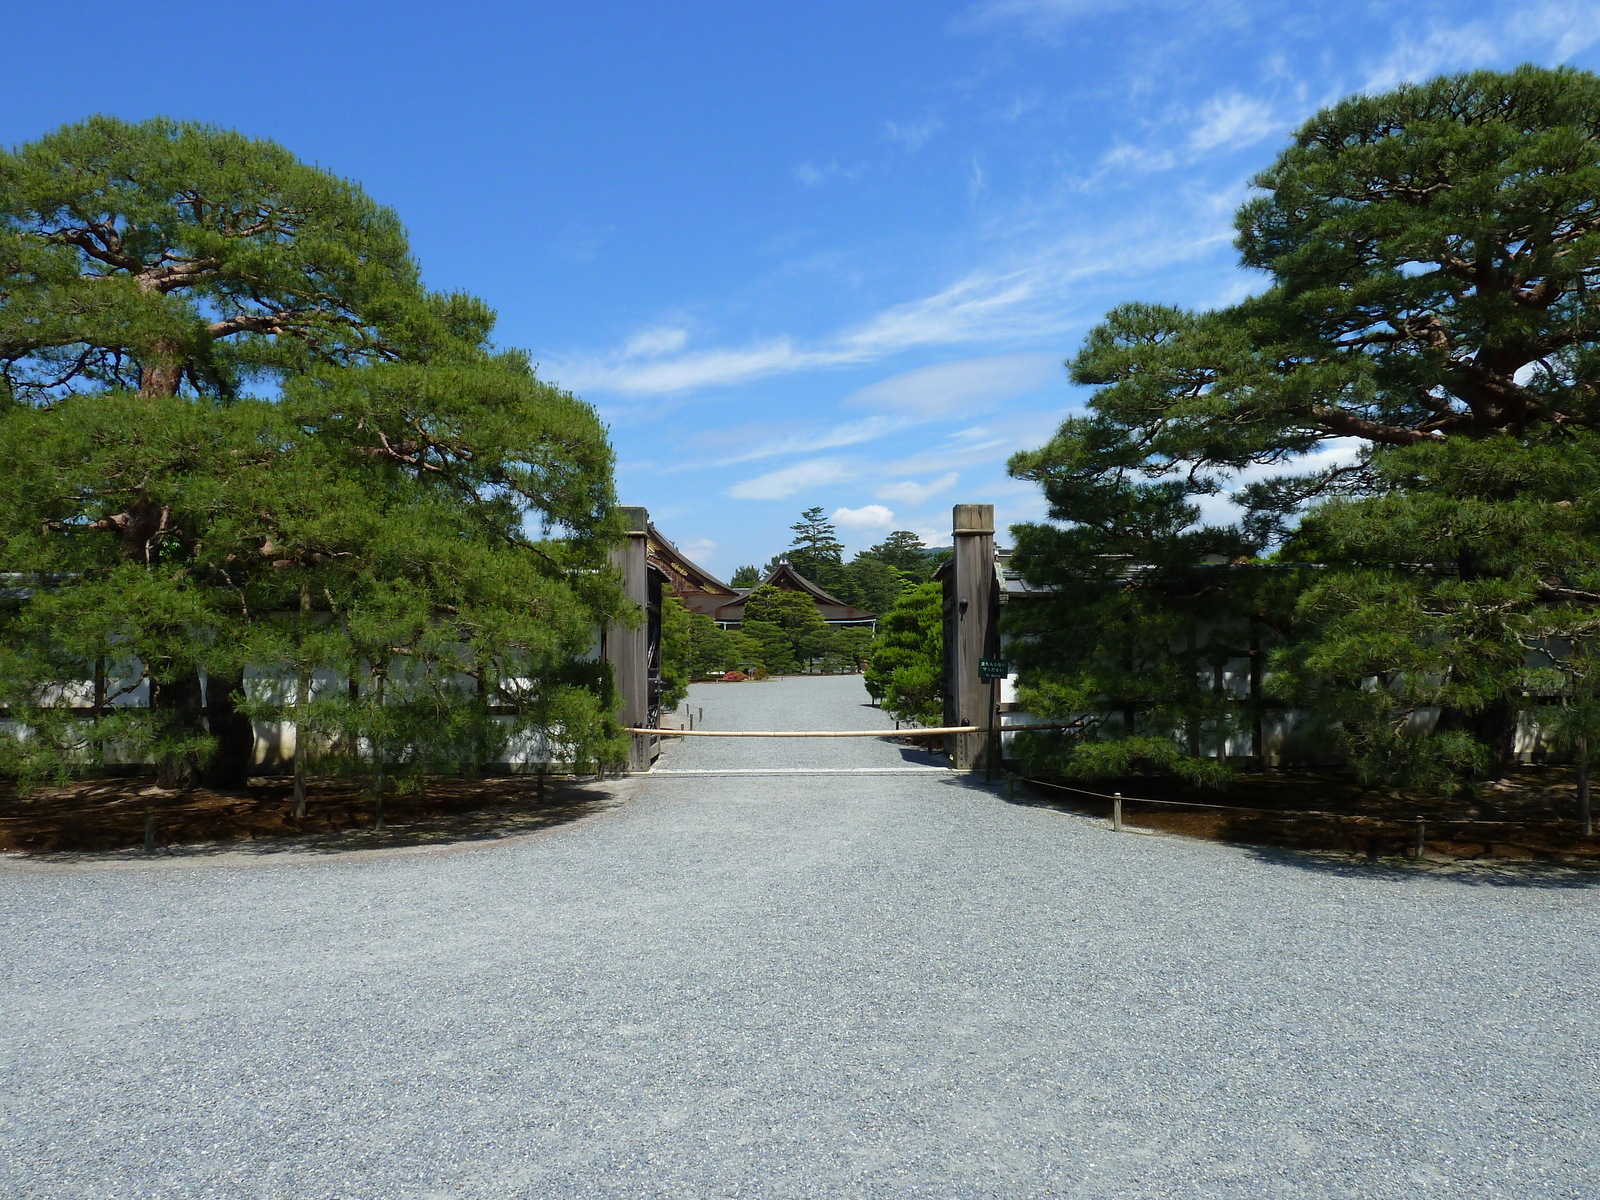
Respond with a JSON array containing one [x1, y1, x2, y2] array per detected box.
[[1018, 775, 1594, 858]]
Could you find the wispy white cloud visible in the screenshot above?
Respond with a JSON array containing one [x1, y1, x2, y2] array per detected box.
[[1189, 92, 1279, 153], [969, 157, 988, 197], [877, 472, 960, 505], [1362, 1, 1600, 93], [998, 93, 1042, 122], [650, 354, 1064, 482], [551, 222, 616, 264], [954, 0, 1172, 38], [678, 536, 719, 564], [884, 116, 944, 150], [794, 161, 830, 187], [622, 326, 689, 358], [832, 504, 896, 530], [1362, 24, 1499, 94], [952, 0, 1228, 43], [572, 340, 806, 394], [1088, 90, 1285, 186], [551, 272, 1057, 395], [908, 523, 955, 549], [728, 458, 858, 501], [722, 415, 1061, 503], [674, 416, 907, 471], [881, 414, 1064, 479], [848, 352, 1061, 416], [1096, 141, 1177, 176], [794, 160, 862, 187], [880, 440, 1008, 479], [549, 203, 1233, 397], [833, 270, 1046, 358]]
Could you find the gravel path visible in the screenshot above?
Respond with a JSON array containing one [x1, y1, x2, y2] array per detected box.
[[3, 674, 1599, 1199]]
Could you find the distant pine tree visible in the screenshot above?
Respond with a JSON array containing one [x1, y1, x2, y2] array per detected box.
[[865, 582, 944, 726]]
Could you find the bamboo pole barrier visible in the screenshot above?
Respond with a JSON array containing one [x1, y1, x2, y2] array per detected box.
[[626, 726, 980, 738], [627, 723, 1073, 738]]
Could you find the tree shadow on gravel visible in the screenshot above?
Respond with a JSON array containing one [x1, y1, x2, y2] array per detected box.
[[1242, 845, 1600, 890], [6, 779, 618, 865], [938, 772, 1016, 794], [996, 778, 1600, 889], [895, 744, 948, 768]]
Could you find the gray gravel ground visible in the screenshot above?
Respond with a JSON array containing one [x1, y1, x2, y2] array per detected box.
[[4, 673, 1599, 1199]]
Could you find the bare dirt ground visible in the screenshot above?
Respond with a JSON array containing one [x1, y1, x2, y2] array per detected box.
[[1018, 766, 1600, 863], [0, 773, 611, 856], [4, 673, 1596, 865]]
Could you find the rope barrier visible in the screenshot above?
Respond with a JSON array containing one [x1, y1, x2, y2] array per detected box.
[[1017, 775, 1584, 830], [1023, 776, 1313, 814], [627, 726, 981, 738], [633, 722, 1074, 739]]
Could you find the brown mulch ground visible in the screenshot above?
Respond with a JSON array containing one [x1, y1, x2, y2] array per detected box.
[[8, 764, 1598, 865], [1015, 766, 1600, 864], [0, 774, 611, 857]]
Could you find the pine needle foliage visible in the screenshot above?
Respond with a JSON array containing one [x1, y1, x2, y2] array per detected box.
[[658, 596, 692, 711], [1009, 66, 1600, 793], [864, 582, 944, 727], [741, 585, 831, 673], [0, 118, 627, 791]]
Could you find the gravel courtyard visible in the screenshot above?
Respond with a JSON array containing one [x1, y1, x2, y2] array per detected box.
[[3, 674, 1598, 1199]]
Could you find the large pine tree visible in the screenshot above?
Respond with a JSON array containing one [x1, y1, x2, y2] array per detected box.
[[0, 117, 627, 791], [1010, 66, 1600, 792]]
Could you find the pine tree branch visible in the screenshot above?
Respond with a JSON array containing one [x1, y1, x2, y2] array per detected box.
[[1309, 406, 1444, 444], [47, 227, 142, 273], [207, 311, 298, 338]]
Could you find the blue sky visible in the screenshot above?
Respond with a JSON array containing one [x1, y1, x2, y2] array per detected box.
[[5, 1, 1600, 575]]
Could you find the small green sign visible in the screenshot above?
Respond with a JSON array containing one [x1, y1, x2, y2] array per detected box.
[[979, 658, 1009, 680]]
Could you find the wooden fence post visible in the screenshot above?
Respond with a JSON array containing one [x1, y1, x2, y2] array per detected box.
[[947, 504, 996, 771], [605, 506, 652, 773], [1579, 742, 1591, 838]]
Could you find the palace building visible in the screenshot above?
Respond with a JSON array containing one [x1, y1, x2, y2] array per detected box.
[[645, 525, 875, 630]]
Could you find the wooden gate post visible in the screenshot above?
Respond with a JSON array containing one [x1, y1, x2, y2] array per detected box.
[[948, 503, 996, 771], [606, 506, 652, 773]]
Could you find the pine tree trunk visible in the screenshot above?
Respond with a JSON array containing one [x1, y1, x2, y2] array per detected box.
[[202, 671, 254, 788], [293, 754, 307, 820], [291, 584, 312, 818], [292, 669, 308, 817], [1579, 739, 1591, 837], [1468, 696, 1521, 777], [151, 671, 204, 790], [371, 673, 386, 830], [138, 340, 185, 398], [139, 341, 211, 792], [1249, 621, 1264, 764]]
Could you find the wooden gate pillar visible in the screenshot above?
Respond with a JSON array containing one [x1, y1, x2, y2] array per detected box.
[[947, 503, 996, 771], [606, 505, 652, 773]]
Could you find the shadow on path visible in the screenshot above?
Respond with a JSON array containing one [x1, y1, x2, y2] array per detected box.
[[6, 782, 616, 867], [1242, 844, 1600, 890], [997, 778, 1600, 888]]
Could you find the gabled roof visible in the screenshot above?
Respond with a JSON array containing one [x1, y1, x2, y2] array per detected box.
[[646, 523, 738, 597], [715, 559, 874, 621], [759, 560, 854, 608]]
